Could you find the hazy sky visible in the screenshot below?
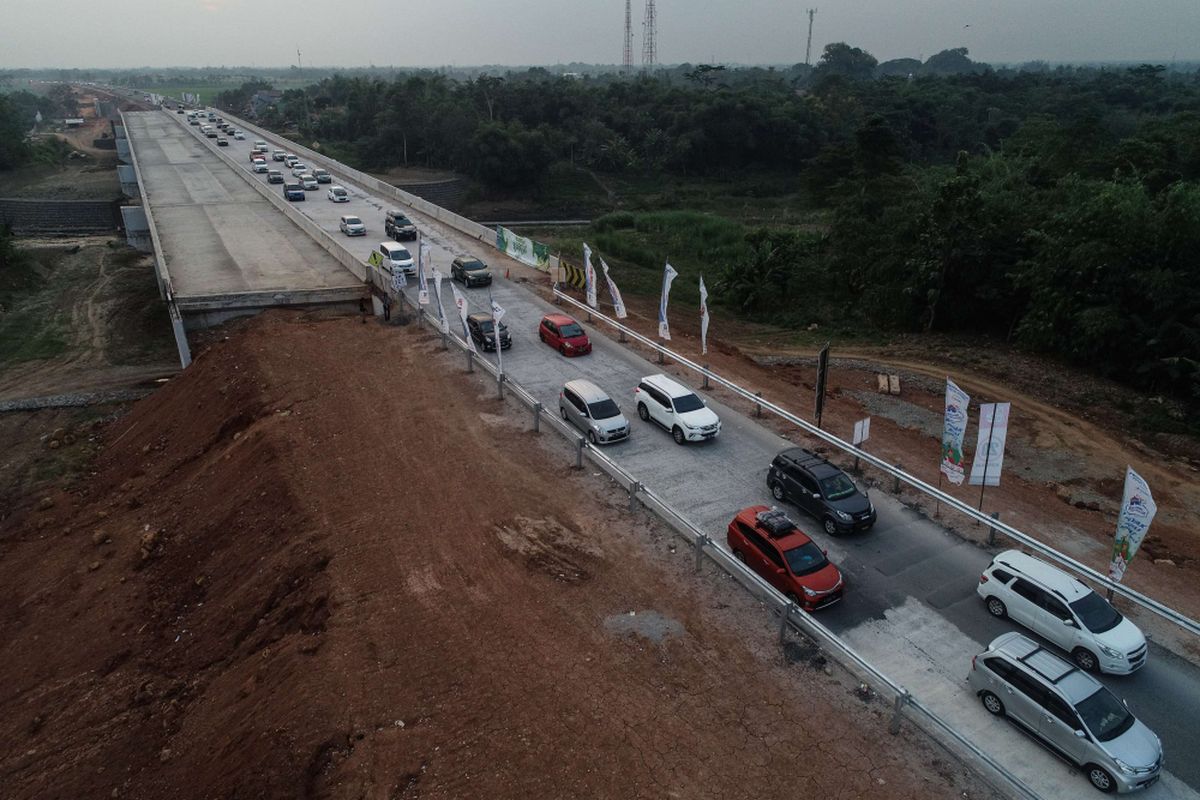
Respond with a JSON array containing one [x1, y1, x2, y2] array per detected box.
[[2, 0, 1198, 69]]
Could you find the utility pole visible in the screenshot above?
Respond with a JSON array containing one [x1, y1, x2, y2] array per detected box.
[[641, 0, 657, 70], [296, 47, 311, 137], [805, 8, 817, 66], [623, 0, 634, 71]]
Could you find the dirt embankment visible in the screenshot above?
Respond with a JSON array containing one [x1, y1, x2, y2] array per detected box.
[[0, 312, 990, 799]]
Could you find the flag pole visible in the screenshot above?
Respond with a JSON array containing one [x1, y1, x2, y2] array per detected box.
[[978, 408, 998, 513]]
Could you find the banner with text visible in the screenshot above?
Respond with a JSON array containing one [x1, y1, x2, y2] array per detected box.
[[940, 379, 970, 486], [496, 226, 551, 271], [1109, 468, 1157, 582], [968, 402, 1010, 487]]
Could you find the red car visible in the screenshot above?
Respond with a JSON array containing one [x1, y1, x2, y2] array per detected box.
[[538, 313, 591, 356], [726, 506, 844, 610]]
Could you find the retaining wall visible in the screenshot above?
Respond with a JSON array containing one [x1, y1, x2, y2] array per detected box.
[[0, 198, 122, 235]]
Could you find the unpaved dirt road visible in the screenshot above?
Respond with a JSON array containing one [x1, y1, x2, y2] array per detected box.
[[0, 312, 993, 799]]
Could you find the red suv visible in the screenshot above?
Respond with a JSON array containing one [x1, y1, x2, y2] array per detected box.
[[726, 506, 844, 610], [538, 313, 591, 356]]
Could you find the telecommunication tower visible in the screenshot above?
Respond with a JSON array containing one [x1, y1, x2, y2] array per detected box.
[[805, 8, 817, 66], [641, 0, 657, 69], [623, 0, 634, 70]]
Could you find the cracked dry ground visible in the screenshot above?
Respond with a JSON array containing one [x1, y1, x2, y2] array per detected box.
[[0, 312, 993, 799]]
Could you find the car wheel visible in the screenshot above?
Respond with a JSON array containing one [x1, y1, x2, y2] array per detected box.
[[560, 407, 568, 420], [770, 482, 785, 502], [1086, 765, 1116, 794], [587, 430, 597, 445], [980, 691, 1005, 717], [637, 403, 649, 422], [672, 426, 686, 445], [732, 549, 745, 563], [1072, 648, 1099, 672], [823, 518, 838, 536], [986, 597, 1007, 618]]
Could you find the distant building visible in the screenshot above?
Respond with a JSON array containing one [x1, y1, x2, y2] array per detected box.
[[64, 118, 85, 128], [250, 90, 284, 118]]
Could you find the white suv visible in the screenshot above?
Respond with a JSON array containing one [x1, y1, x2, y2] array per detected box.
[[977, 550, 1147, 674], [633, 374, 721, 445]]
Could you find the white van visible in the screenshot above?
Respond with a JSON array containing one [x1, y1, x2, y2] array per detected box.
[[378, 242, 415, 276]]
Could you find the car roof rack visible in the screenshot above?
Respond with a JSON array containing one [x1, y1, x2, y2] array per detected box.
[[755, 507, 796, 537]]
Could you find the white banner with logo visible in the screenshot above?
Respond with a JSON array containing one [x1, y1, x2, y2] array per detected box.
[[450, 283, 474, 352], [583, 243, 598, 309], [1109, 468, 1157, 582], [430, 266, 449, 334], [699, 274, 710, 355], [940, 379, 970, 486], [853, 417, 871, 446], [968, 402, 1010, 487], [599, 257, 627, 319], [658, 262, 678, 340], [417, 241, 430, 305]]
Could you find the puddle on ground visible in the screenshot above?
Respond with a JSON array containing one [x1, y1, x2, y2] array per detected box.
[[603, 610, 684, 643]]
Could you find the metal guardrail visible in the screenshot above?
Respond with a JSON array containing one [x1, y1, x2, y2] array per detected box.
[[551, 286, 1200, 641], [384, 285, 1040, 800]]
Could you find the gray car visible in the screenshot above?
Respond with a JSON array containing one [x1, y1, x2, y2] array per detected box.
[[967, 632, 1162, 794], [559, 379, 630, 445]]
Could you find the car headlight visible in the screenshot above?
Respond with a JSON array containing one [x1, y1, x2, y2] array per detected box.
[[835, 510, 852, 522], [1113, 758, 1137, 775], [1098, 644, 1123, 659]]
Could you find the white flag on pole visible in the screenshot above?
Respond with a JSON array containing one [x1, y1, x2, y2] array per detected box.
[[450, 282, 475, 352], [968, 402, 1010, 487], [658, 261, 678, 340], [430, 266, 449, 334], [699, 274, 710, 355], [939, 379, 970, 486], [390, 265, 407, 292], [599, 257, 627, 318], [489, 291, 506, 372], [417, 241, 430, 305], [583, 242, 598, 309], [1109, 468, 1157, 582]]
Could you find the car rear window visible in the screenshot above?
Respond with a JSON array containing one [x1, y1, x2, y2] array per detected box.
[[345, 217, 362, 225]]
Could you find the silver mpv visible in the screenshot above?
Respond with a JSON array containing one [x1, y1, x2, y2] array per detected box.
[[968, 632, 1162, 794], [559, 379, 629, 445]]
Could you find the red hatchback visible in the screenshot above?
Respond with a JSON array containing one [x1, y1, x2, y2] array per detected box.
[[538, 313, 591, 356], [726, 506, 844, 610]]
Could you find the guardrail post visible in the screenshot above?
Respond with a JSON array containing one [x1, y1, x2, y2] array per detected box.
[[656, 348, 664, 365], [497, 372, 505, 399], [779, 602, 793, 644], [628, 480, 641, 512], [441, 330, 448, 350], [574, 436, 584, 469], [466, 350, 474, 373], [893, 464, 902, 494], [889, 689, 911, 735], [988, 511, 1000, 547], [694, 533, 709, 573], [619, 328, 627, 343], [703, 364, 710, 389], [755, 392, 763, 418], [532, 402, 542, 432]]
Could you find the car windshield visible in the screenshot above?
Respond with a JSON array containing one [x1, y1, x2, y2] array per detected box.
[[783, 541, 829, 576], [345, 217, 362, 225], [672, 393, 704, 413], [477, 320, 505, 335], [820, 473, 858, 501], [588, 399, 621, 420], [1076, 687, 1135, 742], [462, 260, 486, 271], [393, 248, 411, 259], [333, 189, 346, 196], [559, 323, 585, 338], [1069, 592, 1123, 634]]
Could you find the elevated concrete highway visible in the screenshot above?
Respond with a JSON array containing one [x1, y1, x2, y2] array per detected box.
[[122, 112, 364, 330]]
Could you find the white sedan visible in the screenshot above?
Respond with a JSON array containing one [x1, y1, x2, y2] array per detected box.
[[252, 158, 268, 173], [291, 164, 309, 177], [327, 185, 350, 202], [233, 131, 246, 140]]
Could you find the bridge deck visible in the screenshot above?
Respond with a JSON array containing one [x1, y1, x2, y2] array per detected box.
[[124, 112, 361, 303]]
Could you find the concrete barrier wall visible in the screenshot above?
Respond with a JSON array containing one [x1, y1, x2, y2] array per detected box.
[[119, 111, 172, 301]]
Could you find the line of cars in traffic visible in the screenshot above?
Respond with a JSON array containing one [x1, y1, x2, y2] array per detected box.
[[183, 106, 1163, 791]]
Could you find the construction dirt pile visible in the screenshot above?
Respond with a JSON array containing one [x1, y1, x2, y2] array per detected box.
[[0, 311, 992, 799]]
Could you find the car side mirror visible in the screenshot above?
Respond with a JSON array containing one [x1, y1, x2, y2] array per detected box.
[[1074, 729, 1087, 739], [812, 492, 821, 499], [1062, 618, 1076, 627], [822, 548, 828, 556]]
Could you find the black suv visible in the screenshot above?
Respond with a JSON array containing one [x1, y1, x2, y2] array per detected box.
[[767, 448, 876, 535], [385, 209, 418, 241], [466, 312, 511, 351], [451, 256, 492, 287]]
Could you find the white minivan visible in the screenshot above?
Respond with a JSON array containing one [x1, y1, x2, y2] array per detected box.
[[377, 242, 415, 276], [977, 550, 1148, 674]]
